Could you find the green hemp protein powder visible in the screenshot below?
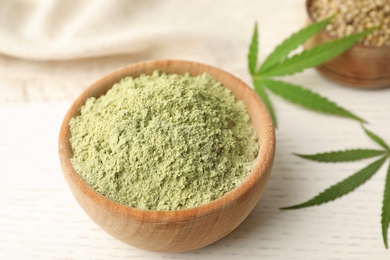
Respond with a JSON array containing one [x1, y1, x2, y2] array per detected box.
[[69, 71, 258, 211]]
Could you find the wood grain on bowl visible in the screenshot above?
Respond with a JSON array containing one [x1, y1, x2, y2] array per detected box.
[[305, 0, 390, 89], [58, 60, 275, 252]]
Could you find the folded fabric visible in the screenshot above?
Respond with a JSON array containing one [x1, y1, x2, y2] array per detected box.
[[0, 0, 252, 61], [0, 0, 305, 103]]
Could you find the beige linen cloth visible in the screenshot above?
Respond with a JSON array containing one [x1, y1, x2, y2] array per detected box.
[[1, 0, 250, 60], [0, 0, 304, 102]]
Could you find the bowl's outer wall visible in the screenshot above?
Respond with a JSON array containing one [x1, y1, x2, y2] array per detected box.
[[305, 0, 390, 89], [59, 60, 275, 252]]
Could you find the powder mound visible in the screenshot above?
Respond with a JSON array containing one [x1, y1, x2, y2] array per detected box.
[[70, 71, 258, 211]]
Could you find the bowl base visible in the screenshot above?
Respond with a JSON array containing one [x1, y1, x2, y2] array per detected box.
[[316, 65, 390, 90]]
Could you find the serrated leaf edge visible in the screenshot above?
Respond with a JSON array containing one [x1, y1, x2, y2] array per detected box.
[[253, 78, 278, 128], [281, 156, 388, 210], [261, 78, 365, 123], [248, 22, 259, 75], [294, 149, 387, 163], [382, 161, 390, 249], [258, 16, 332, 74], [260, 28, 375, 77], [362, 125, 390, 151]]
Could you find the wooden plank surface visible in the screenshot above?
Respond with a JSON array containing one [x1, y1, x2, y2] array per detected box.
[[1, 0, 390, 258]]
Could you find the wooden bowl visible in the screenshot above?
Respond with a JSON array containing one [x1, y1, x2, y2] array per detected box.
[[58, 60, 275, 252], [305, 0, 390, 89]]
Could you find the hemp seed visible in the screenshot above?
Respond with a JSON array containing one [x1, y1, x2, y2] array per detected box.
[[310, 0, 390, 46]]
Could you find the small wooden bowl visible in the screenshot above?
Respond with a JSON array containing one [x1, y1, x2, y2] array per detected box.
[[58, 60, 275, 252], [305, 0, 390, 89]]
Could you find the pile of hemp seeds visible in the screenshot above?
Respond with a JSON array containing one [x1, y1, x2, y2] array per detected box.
[[310, 0, 390, 46]]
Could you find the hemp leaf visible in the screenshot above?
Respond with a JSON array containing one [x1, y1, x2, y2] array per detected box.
[[247, 17, 386, 248], [363, 125, 390, 150], [258, 16, 333, 73], [261, 79, 364, 122], [295, 149, 386, 162], [248, 22, 259, 75], [383, 164, 390, 249], [282, 126, 390, 249], [259, 28, 375, 77], [253, 79, 277, 127], [281, 156, 387, 210], [247, 18, 372, 127]]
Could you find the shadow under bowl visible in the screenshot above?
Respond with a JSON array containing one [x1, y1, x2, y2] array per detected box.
[[58, 60, 275, 252]]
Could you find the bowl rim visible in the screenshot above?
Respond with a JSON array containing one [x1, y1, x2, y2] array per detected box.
[[306, 0, 390, 50], [58, 59, 275, 223]]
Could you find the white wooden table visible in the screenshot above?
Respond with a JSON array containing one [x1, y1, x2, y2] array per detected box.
[[1, 1, 390, 259]]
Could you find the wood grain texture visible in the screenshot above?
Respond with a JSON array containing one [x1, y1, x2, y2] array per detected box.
[[305, 0, 390, 89], [1, 0, 390, 258], [58, 60, 276, 252]]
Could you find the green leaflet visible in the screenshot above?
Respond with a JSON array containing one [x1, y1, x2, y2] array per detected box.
[[247, 20, 366, 125], [382, 162, 390, 249], [295, 149, 386, 163], [253, 78, 277, 128], [258, 16, 332, 74], [248, 22, 259, 75], [247, 18, 390, 249], [261, 78, 365, 123], [260, 28, 375, 77], [246, 18, 389, 249], [292, 125, 390, 248], [363, 126, 390, 151], [281, 156, 388, 210]]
